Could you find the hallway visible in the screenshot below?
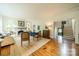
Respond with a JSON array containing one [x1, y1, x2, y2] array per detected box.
[[32, 36, 79, 56]]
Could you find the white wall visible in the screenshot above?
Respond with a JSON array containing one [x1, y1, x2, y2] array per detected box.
[[0, 16, 3, 33], [2, 16, 17, 33], [0, 15, 42, 35]]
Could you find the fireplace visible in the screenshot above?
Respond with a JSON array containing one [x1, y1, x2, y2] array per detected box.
[[18, 30, 23, 35]]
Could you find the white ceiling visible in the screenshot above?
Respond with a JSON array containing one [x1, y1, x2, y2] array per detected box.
[[0, 3, 79, 19]]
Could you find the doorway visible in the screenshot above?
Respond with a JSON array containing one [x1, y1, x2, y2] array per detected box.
[[54, 19, 75, 43]]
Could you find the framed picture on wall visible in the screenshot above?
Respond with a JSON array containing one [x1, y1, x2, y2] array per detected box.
[[18, 21, 25, 27]]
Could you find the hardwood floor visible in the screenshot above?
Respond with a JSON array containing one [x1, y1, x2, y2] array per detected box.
[[32, 39, 59, 56], [32, 37, 79, 56]]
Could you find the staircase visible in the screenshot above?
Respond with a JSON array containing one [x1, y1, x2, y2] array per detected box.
[[63, 26, 74, 40]]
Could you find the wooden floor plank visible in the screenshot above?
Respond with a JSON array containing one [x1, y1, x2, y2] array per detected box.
[[32, 39, 79, 56]]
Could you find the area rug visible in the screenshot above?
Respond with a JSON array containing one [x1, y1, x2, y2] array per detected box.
[[21, 38, 50, 56]]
